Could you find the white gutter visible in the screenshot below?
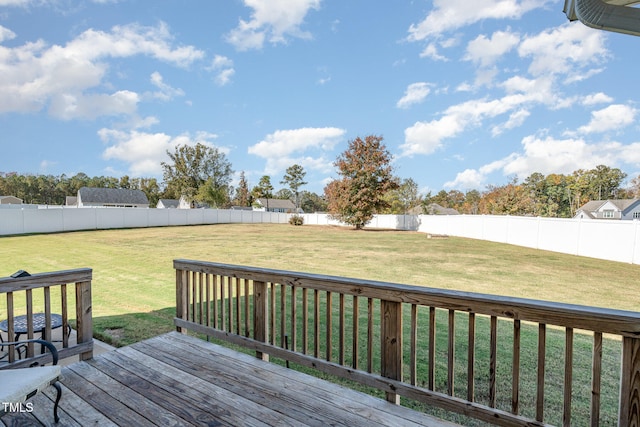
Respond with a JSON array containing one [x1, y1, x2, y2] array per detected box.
[[564, 0, 640, 36]]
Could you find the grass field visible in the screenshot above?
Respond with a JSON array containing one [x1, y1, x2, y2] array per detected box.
[[2, 223, 638, 425], [2, 223, 639, 345]]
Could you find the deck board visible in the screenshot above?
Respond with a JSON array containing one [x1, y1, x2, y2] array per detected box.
[[2, 332, 459, 427]]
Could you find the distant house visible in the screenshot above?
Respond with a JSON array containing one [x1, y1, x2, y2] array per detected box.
[[76, 187, 149, 208], [254, 198, 296, 213], [157, 199, 180, 209], [0, 196, 22, 205], [574, 199, 640, 220], [423, 203, 460, 215]]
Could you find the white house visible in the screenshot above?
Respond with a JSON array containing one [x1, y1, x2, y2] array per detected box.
[[253, 198, 297, 213], [76, 187, 149, 208], [574, 199, 640, 220], [157, 199, 180, 209]]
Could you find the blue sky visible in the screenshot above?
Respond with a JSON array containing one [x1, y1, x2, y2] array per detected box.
[[1, 0, 639, 195]]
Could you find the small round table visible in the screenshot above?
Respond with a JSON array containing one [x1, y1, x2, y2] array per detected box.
[[0, 313, 65, 342]]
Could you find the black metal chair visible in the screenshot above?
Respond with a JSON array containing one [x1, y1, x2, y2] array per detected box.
[[0, 339, 62, 423]]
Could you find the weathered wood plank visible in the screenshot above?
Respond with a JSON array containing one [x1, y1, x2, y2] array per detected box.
[[60, 366, 158, 426], [65, 361, 189, 427], [96, 348, 273, 427], [162, 332, 456, 427]]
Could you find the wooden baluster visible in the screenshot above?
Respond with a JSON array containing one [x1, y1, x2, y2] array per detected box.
[[490, 316, 497, 408], [468, 312, 476, 403], [314, 289, 320, 358], [537, 323, 547, 422], [244, 279, 250, 337], [563, 327, 574, 427], [302, 288, 308, 355], [280, 284, 286, 348], [381, 300, 402, 404], [429, 306, 436, 391], [253, 280, 268, 361], [339, 293, 345, 365], [448, 309, 455, 396], [590, 332, 602, 427], [367, 297, 374, 373], [290, 285, 297, 352], [411, 304, 418, 386], [353, 295, 359, 369], [512, 319, 521, 415], [326, 291, 332, 362]]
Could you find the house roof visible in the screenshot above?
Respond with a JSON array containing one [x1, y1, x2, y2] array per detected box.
[[157, 199, 180, 208], [564, 0, 640, 36], [256, 198, 296, 210], [425, 203, 460, 215], [577, 199, 640, 214], [78, 187, 149, 205], [0, 195, 22, 203]]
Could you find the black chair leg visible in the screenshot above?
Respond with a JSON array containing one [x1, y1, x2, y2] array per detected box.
[[52, 381, 62, 423]]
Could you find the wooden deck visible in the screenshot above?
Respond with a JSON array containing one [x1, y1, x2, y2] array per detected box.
[[1, 332, 458, 427]]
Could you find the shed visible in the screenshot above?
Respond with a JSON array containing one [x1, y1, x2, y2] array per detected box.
[[0, 196, 22, 205], [157, 199, 180, 209]]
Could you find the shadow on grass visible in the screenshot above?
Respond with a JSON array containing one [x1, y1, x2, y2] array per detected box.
[[92, 307, 176, 347]]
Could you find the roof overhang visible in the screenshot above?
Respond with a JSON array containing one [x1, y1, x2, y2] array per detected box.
[[564, 0, 640, 36]]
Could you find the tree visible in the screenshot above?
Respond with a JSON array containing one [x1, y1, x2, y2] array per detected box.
[[324, 135, 398, 229], [280, 164, 307, 210], [251, 175, 274, 209], [233, 171, 251, 207], [383, 177, 420, 214], [300, 191, 327, 213], [161, 143, 233, 202]]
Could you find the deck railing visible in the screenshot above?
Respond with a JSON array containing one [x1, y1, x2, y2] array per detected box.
[[174, 259, 640, 427], [0, 268, 93, 367]]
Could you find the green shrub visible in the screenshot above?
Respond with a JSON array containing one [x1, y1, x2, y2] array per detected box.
[[289, 214, 304, 226]]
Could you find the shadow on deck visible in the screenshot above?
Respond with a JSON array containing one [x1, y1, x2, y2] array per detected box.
[[1, 332, 457, 427]]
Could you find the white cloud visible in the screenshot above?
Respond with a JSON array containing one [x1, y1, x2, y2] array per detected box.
[[407, 0, 549, 41], [148, 72, 185, 101], [248, 126, 345, 174], [581, 92, 614, 106], [0, 22, 204, 118], [397, 82, 432, 109], [208, 55, 235, 86], [518, 23, 608, 79], [100, 129, 221, 176], [419, 43, 448, 61], [445, 134, 637, 189], [0, 25, 16, 43], [464, 30, 520, 67], [226, 0, 321, 51], [401, 93, 540, 156], [577, 104, 637, 134], [491, 108, 530, 136]]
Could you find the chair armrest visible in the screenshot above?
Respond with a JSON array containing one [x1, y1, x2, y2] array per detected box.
[[0, 339, 59, 365]]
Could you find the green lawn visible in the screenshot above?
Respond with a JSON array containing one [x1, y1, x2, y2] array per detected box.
[[2, 223, 639, 346]]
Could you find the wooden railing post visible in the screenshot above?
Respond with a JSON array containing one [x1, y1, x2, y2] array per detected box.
[[620, 336, 640, 427], [75, 280, 93, 361], [176, 269, 188, 333], [381, 300, 402, 404], [254, 280, 269, 361]]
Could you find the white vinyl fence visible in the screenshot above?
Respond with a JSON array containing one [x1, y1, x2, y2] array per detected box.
[[1, 207, 639, 265]]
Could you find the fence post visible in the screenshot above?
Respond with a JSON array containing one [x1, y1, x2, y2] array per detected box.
[[381, 300, 402, 404], [75, 278, 93, 361], [254, 280, 269, 361], [619, 336, 640, 426]]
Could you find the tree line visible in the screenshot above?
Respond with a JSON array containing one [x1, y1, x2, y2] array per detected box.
[[2, 139, 638, 223]]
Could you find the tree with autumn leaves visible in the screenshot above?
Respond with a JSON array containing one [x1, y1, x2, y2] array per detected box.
[[324, 135, 398, 229]]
